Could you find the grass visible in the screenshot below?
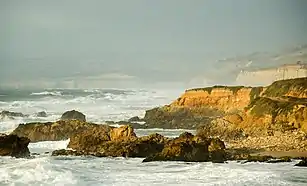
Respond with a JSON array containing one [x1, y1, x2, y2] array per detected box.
[[249, 87, 264, 103], [263, 77, 307, 97], [187, 85, 246, 94], [246, 97, 306, 119]]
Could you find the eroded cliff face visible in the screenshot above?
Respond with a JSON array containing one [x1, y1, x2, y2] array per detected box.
[[171, 86, 264, 112], [144, 77, 307, 135]]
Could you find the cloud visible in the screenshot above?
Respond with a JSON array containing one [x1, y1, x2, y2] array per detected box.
[[82, 73, 137, 81]]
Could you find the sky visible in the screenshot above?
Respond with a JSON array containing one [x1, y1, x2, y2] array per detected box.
[[1, 0, 307, 88]]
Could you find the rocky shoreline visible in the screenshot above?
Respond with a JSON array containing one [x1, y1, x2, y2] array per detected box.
[[1, 77, 307, 167]]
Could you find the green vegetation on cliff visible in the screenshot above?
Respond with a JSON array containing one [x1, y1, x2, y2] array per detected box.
[[263, 77, 307, 97], [249, 87, 264, 103], [247, 97, 302, 118], [187, 85, 246, 94]]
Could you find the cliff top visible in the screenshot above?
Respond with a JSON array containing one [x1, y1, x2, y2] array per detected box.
[[186, 85, 248, 94]]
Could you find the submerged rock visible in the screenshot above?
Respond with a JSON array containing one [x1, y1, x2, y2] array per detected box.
[[1, 110, 27, 118], [36, 111, 47, 117], [128, 116, 144, 122], [60, 110, 86, 122], [295, 158, 307, 167], [0, 134, 30, 157]]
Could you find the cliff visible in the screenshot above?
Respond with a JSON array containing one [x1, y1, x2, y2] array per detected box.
[[143, 77, 307, 138], [171, 86, 264, 112]]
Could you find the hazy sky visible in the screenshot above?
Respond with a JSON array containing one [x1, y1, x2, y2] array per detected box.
[[1, 0, 307, 87]]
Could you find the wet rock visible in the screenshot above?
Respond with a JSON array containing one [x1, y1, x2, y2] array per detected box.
[[128, 116, 144, 122], [243, 155, 273, 163], [67, 125, 164, 157], [50, 125, 226, 163], [51, 149, 104, 157], [295, 158, 307, 167], [36, 111, 47, 117], [60, 110, 86, 122], [1, 110, 27, 118], [143, 106, 218, 129], [0, 134, 30, 158], [11, 120, 108, 142], [143, 133, 226, 163], [105, 120, 147, 129], [266, 156, 292, 163]]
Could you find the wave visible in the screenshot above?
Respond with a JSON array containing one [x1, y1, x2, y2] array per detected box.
[[30, 91, 62, 96]]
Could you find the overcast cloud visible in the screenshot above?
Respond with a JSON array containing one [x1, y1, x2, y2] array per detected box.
[[1, 0, 307, 88]]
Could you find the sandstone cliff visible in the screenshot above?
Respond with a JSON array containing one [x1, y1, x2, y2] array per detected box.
[[144, 77, 307, 138]]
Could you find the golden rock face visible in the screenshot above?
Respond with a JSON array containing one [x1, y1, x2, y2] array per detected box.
[[166, 77, 307, 137], [172, 87, 256, 112]]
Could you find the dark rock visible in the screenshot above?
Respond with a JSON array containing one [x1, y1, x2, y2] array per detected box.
[[11, 120, 109, 142], [0, 134, 30, 158], [243, 155, 273, 163], [31, 153, 40, 156], [128, 116, 144, 122], [143, 106, 219, 129], [1, 110, 27, 118], [67, 125, 164, 158], [36, 111, 47, 117], [143, 133, 226, 163], [51, 125, 226, 163], [266, 156, 292, 163], [60, 110, 86, 122], [196, 119, 246, 141], [105, 120, 147, 129], [295, 158, 307, 167]]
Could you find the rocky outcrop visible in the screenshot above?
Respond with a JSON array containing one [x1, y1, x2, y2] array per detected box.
[[128, 116, 144, 122], [295, 158, 307, 167], [105, 120, 147, 129], [143, 133, 226, 163], [36, 111, 47, 117], [11, 120, 104, 142], [142, 86, 264, 129], [172, 86, 264, 112], [143, 106, 221, 129], [0, 134, 30, 157], [53, 125, 226, 163], [60, 110, 86, 122], [1, 110, 28, 119], [143, 77, 307, 145]]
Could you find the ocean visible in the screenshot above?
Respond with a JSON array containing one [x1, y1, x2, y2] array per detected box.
[[0, 88, 306, 186]]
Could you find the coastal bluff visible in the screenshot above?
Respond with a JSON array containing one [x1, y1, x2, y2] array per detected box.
[[143, 78, 307, 139]]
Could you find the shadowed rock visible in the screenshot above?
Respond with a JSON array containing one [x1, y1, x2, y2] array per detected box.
[[36, 111, 47, 117], [295, 158, 307, 167], [1, 111, 27, 119], [61, 110, 86, 122], [52, 125, 226, 163], [128, 116, 144, 122], [0, 134, 30, 158]]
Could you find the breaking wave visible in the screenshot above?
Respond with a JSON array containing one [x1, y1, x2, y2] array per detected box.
[[30, 91, 63, 96]]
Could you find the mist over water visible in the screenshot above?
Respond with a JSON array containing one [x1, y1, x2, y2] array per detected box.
[[0, 88, 181, 133]]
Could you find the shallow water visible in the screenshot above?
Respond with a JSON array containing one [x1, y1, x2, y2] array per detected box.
[[1, 152, 307, 185]]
